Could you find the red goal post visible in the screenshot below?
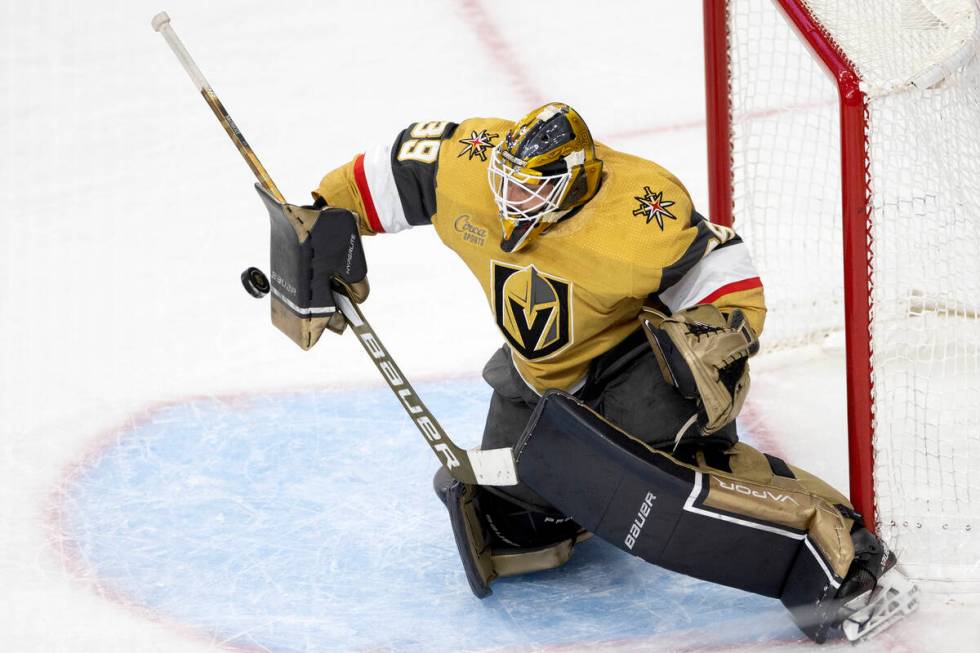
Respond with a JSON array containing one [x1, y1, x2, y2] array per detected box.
[[704, 0, 876, 530]]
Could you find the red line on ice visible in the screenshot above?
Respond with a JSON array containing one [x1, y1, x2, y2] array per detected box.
[[458, 0, 545, 107], [45, 393, 278, 653]]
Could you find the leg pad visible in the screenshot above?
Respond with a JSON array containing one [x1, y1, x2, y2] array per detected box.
[[515, 390, 851, 634]]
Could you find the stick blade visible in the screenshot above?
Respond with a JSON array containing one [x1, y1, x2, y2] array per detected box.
[[468, 447, 518, 486]]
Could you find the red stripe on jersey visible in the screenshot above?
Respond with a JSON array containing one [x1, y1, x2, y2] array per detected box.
[[353, 153, 384, 234], [697, 277, 763, 305]]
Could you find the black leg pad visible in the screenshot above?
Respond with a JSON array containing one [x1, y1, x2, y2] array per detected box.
[[514, 391, 842, 605]]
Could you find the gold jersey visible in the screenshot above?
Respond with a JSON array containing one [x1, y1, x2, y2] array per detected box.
[[315, 117, 766, 394]]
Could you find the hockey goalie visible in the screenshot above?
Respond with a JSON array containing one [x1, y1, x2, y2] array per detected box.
[[295, 103, 919, 644]]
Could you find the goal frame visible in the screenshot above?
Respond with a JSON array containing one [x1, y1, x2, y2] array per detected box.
[[702, 0, 877, 528]]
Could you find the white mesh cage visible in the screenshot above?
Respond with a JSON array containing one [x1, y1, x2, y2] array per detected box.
[[711, 0, 980, 589]]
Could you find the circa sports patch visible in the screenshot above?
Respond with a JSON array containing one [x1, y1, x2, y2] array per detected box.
[[633, 186, 678, 230], [457, 129, 499, 161], [492, 262, 572, 360]]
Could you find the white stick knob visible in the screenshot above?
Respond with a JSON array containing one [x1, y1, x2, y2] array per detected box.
[[150, 11, 171, 32], [150, 11, 212, 93]]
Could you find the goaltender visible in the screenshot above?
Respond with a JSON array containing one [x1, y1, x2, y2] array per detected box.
[[302, 103, 917, 643]]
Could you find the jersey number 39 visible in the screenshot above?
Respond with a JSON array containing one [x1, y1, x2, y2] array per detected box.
[[397, 121, 450, 164]]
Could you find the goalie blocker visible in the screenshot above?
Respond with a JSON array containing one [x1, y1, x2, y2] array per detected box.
[[255, 184, 369, 349], [514, 391, 918, 643]]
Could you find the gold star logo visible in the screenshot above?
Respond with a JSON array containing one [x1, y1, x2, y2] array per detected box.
[[632, 186, 677, 230], [457, 129, 498, 161]]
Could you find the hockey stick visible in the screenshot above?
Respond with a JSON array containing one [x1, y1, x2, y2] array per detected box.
[[151, 11, 517, 487]]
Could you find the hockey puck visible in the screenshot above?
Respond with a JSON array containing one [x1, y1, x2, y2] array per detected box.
[[241, 266, 270, 298]]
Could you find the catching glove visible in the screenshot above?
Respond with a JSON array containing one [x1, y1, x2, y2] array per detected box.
[[639, 304, 759, 436]]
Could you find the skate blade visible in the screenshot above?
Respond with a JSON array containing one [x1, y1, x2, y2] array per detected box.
[[841, 568, 920, 642]]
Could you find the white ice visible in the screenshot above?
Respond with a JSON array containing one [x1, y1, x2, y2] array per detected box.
[[1, 1, 977, 651]]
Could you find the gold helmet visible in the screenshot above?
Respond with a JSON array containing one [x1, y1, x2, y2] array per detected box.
[[487, 103, 603, 252]]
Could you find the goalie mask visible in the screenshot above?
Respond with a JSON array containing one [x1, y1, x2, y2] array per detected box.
[[487, 103, 603, 253]]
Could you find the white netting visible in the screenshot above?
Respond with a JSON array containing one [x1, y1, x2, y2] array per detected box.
[[726, 0, 980, 587], [728, 1, 843, 350]]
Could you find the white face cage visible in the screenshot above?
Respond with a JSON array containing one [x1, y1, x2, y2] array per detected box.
[[487, 146, 573, 224]]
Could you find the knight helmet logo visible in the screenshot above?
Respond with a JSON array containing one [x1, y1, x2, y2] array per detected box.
[[492, 262, 572, 360]]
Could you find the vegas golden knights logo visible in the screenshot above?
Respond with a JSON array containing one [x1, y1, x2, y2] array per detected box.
[[492, 262, 572, 360]]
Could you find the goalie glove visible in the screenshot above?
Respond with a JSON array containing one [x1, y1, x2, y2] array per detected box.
[[639, 304, 759, 437], [256, 185, 369, 348]]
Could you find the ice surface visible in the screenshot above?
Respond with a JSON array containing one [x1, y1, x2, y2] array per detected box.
[[58, 381, 803, 653], [2, 0, 977, 651]]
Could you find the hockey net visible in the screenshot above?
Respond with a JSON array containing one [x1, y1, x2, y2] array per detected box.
[[706, 0, 980, 589]]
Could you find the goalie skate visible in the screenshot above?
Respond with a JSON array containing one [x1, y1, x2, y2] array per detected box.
[[839, 567, 920, 642]]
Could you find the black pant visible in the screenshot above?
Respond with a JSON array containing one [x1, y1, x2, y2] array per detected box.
[[479, 329, 739, 511]]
